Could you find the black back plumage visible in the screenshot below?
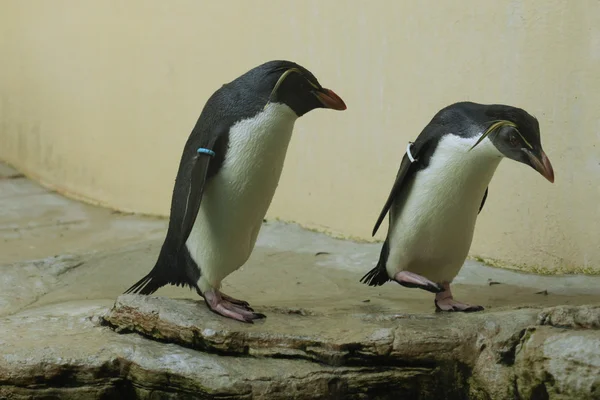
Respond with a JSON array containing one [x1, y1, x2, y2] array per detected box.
[[125, 60, 319, 295], [361, 102, 515, 286]]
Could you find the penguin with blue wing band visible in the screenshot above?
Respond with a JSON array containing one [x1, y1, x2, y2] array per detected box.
[[125, 60, 346, 323]]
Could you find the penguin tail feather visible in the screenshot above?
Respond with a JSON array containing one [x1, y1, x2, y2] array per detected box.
[[124, 246, 200, 296], [124, 254, 170, 295], [360, 239, 391, 287], [124, 272, 164, 295], [360, 265, 390, 286]]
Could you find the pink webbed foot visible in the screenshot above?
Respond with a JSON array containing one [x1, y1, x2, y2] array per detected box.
[[203, 289, 266, 323], [393, 271, 444, 294], [435, 282, 484, 312]]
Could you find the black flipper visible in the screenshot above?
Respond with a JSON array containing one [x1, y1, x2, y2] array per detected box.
[[362, 142, 426, 286], [478, 187, 488, 214], [124, 139, 219, 296], [372, 142, 426, 237], [364, 131, 440, 286]]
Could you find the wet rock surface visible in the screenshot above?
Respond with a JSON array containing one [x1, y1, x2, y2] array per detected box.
[[101, 295, 479, 366], [102, 296, 600, 400], [1, 295, 598, 400], [537, 305, 600, 329], [1, 165, 600, 399], [0, 303, 461, 400], [513, 327, 600, 400]]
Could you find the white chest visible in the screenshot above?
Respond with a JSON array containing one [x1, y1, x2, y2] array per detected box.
[[387, 134, 503, 281], [209, 102, 297, 215], [186, 103, 298, 285]]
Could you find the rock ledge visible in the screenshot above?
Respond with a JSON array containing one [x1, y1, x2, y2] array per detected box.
[[0, 296, 598, 399]]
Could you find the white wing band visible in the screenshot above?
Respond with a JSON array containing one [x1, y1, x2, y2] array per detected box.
[[406, 142, 416, 163]]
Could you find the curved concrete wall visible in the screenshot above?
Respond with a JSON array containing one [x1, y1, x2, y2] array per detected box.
[[1, 1, 599, 274]]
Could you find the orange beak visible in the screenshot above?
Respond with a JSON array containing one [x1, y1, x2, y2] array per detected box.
[[525, 149, 555, 183], [314, 88, 347, 110]]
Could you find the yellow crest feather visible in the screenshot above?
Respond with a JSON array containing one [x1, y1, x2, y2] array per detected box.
[[269, 67, 303, 99], [266, 67, 320, 109], [469, 120, 533, 151]]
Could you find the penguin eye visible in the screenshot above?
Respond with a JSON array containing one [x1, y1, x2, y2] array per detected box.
[[508, 133, 519, 147]]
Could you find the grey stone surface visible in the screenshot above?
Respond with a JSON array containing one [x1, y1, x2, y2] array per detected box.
[[538, 305, 600, 329], [514, 327, 600, 400], [102, 296, 600, 399], [102, 295, 481, 366], [0, 303, 457, 400], [0, 254, 82, 316], [1, 295, 598, 399], [1, 162, 599, 399], [0, 164, 166, 266]]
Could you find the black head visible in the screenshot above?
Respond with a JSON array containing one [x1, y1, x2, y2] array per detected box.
[[258, 60, 346, 117], [478, 105, 554, 183]]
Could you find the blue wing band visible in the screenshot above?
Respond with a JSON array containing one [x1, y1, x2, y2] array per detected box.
[[197, 148, 216, 157]]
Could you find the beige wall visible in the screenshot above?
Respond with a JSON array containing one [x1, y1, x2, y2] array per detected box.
[[1, 0, 599, 274]]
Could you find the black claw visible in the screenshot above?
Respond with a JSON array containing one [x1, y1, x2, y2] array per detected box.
[[464, 306, 485, 313], [242, 313, 266, 323]]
